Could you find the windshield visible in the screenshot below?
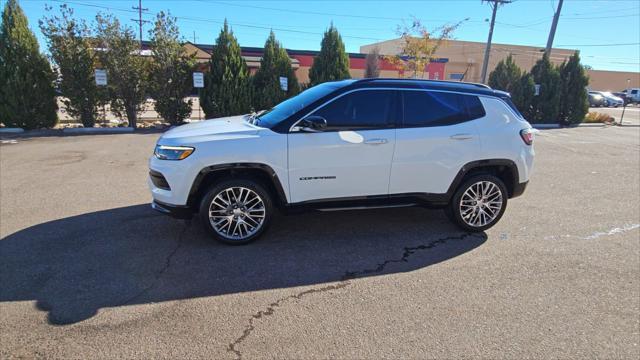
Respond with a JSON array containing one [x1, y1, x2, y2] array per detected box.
[[256, 82, 347, 128]]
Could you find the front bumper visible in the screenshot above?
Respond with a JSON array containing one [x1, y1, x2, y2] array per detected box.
[[151, 200, 194, 219]]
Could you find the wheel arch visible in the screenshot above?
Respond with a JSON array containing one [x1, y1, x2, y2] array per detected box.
[[446, 159, 520, 199], [187, 163, 288, 210]]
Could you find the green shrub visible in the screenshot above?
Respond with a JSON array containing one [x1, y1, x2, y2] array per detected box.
[[0, 0, 58, 129]]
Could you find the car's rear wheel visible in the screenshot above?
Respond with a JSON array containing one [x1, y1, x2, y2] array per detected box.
[[199, 179, 273, 245], [447, 174, 508, 232]]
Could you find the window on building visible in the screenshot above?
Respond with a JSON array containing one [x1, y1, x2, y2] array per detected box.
[[401, 91, 484, 127], [310, 90, 394, 130]]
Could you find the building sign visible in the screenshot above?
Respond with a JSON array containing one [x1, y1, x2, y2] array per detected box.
[[279, 77, 288, 91], [95, 69, 107, 86], [534, 84, 541, 96], [193, 72, 204, 88]]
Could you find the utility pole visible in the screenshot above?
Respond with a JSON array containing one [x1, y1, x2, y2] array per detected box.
[[545, 0, 564, 57], [131, 0, 149, 49], [480, 0, 511, 84]]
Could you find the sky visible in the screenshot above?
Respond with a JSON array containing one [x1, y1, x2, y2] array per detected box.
[[6, 0, 640, 72]]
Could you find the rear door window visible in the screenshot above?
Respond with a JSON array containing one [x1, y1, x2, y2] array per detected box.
[[401, 91, 484, 127]]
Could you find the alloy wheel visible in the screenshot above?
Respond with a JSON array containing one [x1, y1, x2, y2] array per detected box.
[[208, 186, 266, 240], [459, 181, 504, 227]]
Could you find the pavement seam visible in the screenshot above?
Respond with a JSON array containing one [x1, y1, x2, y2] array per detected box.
[[227, 232, 477, 359], [120, 221, 190, 306]]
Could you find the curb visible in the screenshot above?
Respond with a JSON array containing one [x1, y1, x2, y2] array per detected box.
[[62, 127, 134, 134], [0, 128, 25, 134]]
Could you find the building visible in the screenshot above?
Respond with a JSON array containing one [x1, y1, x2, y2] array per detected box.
[[177, 40, 638, 92], [360, 38, 640, 92]]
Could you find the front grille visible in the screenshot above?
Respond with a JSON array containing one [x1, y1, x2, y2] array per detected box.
[[149, 170, 170, 190]]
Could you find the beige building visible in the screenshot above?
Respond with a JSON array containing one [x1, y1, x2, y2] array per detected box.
[[360, 39, 639, 91]]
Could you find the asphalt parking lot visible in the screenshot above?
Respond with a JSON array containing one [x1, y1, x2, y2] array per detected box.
[[1, 126, 639, 359], [591, 105, 640, 125]]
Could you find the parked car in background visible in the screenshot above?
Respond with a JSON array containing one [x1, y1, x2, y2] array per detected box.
[[588, 91, 605, 107], [624, 88, 640, 104], [612, 92, 629, 105], [595, 91, 624, 107]]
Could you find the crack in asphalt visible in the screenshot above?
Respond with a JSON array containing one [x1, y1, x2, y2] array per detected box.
[[342, 232, 479, 280], [120, 221, 189, 306], [226, 282, 351, 359], [227, 232, 477, 359]]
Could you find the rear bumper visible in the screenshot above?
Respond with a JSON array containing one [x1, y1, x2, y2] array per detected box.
[[151, 200, 193, 219], [511, 181, 528, 198]]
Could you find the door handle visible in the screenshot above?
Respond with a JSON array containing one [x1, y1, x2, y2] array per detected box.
[[364, 138, 388, 145], [450, 134, 474, 140]]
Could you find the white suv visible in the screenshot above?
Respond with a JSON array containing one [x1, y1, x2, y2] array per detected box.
[[149, 79, 535, 244]]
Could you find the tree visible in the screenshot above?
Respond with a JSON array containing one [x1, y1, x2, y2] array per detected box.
[[364, 47, 380, 78], [199, 20, 251, 118], [511, 72, 536, 120], [308, 24, 350, 86], [530, 55, 561, 123], [252, 31, 300, 111], [94, 14, 148, 128], [558, 51, 589, 125], [0, 0, 57, 129], [148, 11, 196, 125], [40, 4, 101, 127], [488, 54, 521, 93], [385, 17, 464, 78]]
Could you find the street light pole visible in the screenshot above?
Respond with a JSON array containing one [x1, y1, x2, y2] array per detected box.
[[620, 78, 631, 126]]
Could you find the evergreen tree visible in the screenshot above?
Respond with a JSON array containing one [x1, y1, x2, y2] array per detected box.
[[0, 0, 57, 129], [488, 54, 521, 93], [95, 14, 148, 128], [309, 24, 350, 86], [199, 20, 252, 118], [253, 31, 299, 111], [511, 72, 536, 120], [40, 4, 101, 127], [530, 55, 561, 123], [148, 11, 196, 125], [364, 47, 380, 78], [558, 52, 589, 125]]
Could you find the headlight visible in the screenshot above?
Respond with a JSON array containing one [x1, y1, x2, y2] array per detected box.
[[154, 145, 195, 160]]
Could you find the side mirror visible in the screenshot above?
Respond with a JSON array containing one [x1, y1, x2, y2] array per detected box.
[[298, 116, 327, 132]]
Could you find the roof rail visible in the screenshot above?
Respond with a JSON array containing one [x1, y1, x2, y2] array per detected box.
[[355, 78, 492, 89]]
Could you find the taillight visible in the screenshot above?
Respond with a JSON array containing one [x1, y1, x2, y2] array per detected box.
[[520, 128, 534, 145]]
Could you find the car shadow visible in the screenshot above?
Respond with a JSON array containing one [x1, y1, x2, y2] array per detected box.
[[0, 204, 487, 325]]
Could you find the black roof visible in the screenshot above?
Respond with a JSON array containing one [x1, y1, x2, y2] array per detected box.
[[347, 78, 503, 98]]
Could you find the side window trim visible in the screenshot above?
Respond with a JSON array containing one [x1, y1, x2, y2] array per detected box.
[[290, 88, 398, 133]]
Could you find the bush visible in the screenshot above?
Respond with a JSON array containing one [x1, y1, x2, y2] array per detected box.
[[309, 24, 350, 86], [530, 55, 561, 123], [584, 112, 614, 124], [0, 0, 58, 129], [200, 20, 252, 118], [148, 11, 196, 125], [252, 31, 300, 111], [40, 4, 101, 128], [558, 52, 589, 125]]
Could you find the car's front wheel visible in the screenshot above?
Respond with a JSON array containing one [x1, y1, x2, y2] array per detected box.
[[199, 179, 273, 245], [447, 174, 508, 232]]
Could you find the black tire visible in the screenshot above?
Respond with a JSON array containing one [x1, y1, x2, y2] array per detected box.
[[199, 178, 273, 245], [447, 174, 508, 232]]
